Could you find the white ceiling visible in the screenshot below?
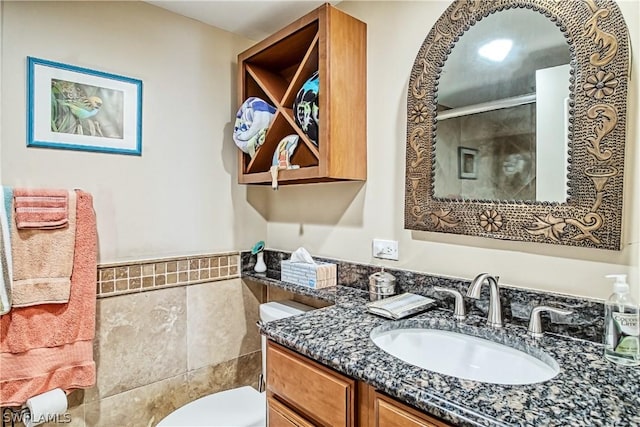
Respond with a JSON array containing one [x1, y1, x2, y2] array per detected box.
[[147, 1, 570, 105], [146, 1, 340, 41]]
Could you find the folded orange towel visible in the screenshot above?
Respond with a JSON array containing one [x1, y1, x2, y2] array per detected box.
[[0, 343, 95, 407], [0, 190, 97, 406], [13, 189, 68, 229], [10, 190, 77, 307]]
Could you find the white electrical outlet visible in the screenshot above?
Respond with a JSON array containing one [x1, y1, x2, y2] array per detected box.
[[372, 239, 399, 260]]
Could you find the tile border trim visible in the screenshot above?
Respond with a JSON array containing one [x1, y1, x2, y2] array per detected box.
[[97, 252, 240, 298]]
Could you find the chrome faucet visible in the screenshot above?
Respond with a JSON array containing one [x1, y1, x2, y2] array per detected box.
[[466, 273, 503, 328]]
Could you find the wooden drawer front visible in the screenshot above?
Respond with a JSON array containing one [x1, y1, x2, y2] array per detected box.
[[375, 393, 451, 427], [267, 342, 355, 426], [268, 396, 316, 427]]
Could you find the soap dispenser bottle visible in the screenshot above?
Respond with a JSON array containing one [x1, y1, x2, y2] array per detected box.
[[604, 274, 639, 366]]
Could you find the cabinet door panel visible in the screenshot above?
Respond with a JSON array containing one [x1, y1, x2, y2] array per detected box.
[[375, 392, 451, 427], [267, 341, 355, 426]]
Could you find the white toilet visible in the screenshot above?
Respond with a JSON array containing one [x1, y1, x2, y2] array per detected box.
[[157, 300, 313, 427]]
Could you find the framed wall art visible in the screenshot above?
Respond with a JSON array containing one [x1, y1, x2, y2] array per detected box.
[[458, 146, 478, 180], [27, 56, 143, 155]]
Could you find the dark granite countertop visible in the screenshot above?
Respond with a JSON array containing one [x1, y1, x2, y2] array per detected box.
[[245, 271, 640, 427]]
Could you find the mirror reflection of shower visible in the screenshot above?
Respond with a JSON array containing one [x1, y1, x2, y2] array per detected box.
[[434, 8, 570, 202]]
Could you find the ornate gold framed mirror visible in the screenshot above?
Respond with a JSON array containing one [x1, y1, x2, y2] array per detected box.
[[405, 0, 630, 250]]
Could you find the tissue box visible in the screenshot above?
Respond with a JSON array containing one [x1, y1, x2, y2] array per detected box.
[[281, 260, 337, 289]]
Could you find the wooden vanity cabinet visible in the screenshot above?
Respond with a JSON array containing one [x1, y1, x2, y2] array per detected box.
[[266, 341, 452, 427], [236, 4, 367, 185]]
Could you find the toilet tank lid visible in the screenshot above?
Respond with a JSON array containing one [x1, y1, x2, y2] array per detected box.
[[260, 300, 313, 322]]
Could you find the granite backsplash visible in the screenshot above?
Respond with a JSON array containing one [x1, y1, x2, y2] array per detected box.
[[241, 250, 604, 343]]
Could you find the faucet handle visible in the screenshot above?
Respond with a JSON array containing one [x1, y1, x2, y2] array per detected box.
[[528, 305, 573, 338], [434, 287, 466, 321]]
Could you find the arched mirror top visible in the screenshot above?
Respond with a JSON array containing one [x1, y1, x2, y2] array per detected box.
[[405, 0, 630, 250]]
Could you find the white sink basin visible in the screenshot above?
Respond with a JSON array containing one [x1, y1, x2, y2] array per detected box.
[[370, 327, 559, 385]]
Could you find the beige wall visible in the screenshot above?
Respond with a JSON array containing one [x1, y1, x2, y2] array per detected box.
[[1, 2, 638, 301], [0, 2, 3, 178], [261, 0, 640, 301], [0, 1, 267, 263]]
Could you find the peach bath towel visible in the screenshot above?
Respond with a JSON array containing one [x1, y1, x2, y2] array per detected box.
[[10, 190, 76, 307], [0, 190, 97, 406], [13, 189, 69, 230]]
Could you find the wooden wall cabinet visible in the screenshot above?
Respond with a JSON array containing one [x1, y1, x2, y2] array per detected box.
[[236, 4, 367, 185], [266, 341, 452, 427]]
